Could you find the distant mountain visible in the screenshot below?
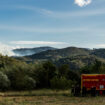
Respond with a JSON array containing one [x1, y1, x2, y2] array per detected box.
[[54, 55, 105, 70], [90, 48, 105, 59], [13, 46, 57, 56], [27, 47, 92, 60], [15, 47, 105, 70]]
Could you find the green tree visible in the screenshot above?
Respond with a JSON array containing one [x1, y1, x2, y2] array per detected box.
[[5, 65, 36, 90], [58, 64, 70, 78], [42, 61, 57, 88], [50, 76, 73, 90]]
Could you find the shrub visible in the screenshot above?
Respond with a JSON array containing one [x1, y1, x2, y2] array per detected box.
[[50, 76, 73, 90], [0, 71, 10, 91], [12, 75, 36, 90], [23, 76, 36, 90]]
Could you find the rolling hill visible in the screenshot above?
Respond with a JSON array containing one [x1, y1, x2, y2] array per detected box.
[[16, 47, 105, 70], [27, 47, 92, 60]]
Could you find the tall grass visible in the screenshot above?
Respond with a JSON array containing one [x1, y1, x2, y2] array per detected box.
[[0, 89, 71, 97]]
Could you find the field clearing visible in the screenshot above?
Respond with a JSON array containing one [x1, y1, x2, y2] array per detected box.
[[0, 89, 105, 105]]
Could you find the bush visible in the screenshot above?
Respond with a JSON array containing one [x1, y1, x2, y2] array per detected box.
[[12, 75, 36, 90], [50, 76, 73, 90], [23, 76, 36, 90], [0, 71, 10, 91], [5, 67, 36, 90]]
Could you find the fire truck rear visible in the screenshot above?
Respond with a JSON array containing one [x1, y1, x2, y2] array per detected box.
[[81, 74, 105, 96]]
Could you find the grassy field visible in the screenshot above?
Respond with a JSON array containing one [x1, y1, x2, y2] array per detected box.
[[0, 89, 105, 105]]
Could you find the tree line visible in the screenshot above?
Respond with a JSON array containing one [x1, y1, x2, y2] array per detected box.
[[0, 54, 104, 91]]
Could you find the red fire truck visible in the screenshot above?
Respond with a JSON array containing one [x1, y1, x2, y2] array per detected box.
[[81, 74, 105, 95]]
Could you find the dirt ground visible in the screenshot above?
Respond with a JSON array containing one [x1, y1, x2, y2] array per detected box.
[[0, 90, 105, 105], [0, 96, 105, 105]]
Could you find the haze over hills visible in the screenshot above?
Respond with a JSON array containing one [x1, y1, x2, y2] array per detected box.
[[13, 46, 57, 56], [13, 46, 105, 70], [1, 45, 105, 70]]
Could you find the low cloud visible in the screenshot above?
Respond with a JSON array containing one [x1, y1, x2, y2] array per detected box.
[[0, 41, 68, 56], [11, 41, 67, 45], [96, 44, 105, 48], [0, 43, 15, 56], [0, 42, 25, 56], [74, 0, 92, 7]]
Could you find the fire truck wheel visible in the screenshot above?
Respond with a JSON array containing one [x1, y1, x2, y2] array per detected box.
[[91, 87, 96, 97], [82, 87, 87, 97]]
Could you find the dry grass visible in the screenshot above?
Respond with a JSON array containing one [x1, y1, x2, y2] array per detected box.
[[0, 90, 105, 105]]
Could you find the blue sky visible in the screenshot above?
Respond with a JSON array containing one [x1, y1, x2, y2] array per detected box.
[[0, 0, 105, 55]]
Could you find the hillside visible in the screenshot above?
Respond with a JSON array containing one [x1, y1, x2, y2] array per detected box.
[[55, 55, 105, 70], [17, 47, 105, 70], [91, 49, 105, 59], [27, 47, 91, 60]]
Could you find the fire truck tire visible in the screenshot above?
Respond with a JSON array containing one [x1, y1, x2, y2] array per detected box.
[[91, 87, 96, 96], [82, 87, 87, 96]]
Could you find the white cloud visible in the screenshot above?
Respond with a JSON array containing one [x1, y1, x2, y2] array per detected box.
[[0, 43, 15, 56], [15, 5, 53, 15], [96, 44, 105, 48], [0, 24, 105, 34], [0, 5, 53, 16], [49, 8, 105, 18], [15, 5, 105, 18], [74, 0, 92, 7], [1, 5, 105, 18], [0, 41, 68, 56], [0, 42, 26, 56], [0, 25, 88, 33], [11, 41, 68, 45]]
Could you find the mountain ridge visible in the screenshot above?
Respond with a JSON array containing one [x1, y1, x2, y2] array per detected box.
[[14, 46, 105, 70]]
